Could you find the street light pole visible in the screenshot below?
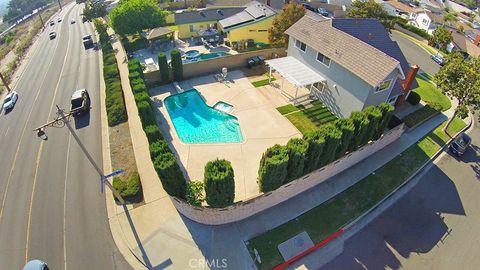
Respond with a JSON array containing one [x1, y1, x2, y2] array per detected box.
[[38, 12, 45, 29], [0, 72, 12, 93], [57, 0, 63, 10], [34, 105, 125, 204]]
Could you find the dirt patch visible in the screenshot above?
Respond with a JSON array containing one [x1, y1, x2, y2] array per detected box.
[[109, 122, 137, 180]]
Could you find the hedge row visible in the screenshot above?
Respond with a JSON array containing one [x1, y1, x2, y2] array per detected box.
[[94, 20, 127, 127], [394, 19, 432, 40], [258, 103, 395, 192], [128, 59, 187, 198]]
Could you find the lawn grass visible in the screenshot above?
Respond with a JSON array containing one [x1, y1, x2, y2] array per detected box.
[[404, 104, 440, 128], [413, 76, 451, 111], [247, 117, 467, 270], [279, 100, 337, 134]]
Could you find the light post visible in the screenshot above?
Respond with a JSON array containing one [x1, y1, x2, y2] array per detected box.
[[34, 105, 125, 204]]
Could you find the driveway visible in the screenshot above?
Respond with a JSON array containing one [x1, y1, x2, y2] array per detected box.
[[390, 31, 441, 76], [322, 119, 480, 270]]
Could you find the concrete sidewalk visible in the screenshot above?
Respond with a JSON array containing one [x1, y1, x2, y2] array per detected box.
[[101, 29, 461, 270]]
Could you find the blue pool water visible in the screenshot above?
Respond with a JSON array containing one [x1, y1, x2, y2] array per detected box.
[[164, 90, 243, 144]]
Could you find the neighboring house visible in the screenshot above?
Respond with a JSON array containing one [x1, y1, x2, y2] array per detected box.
[[448, 31, 480, 57], [381, 0, 424, 18], [267, 14, 418, 118], [409, 11, 438, 34], [218, 1, 277, 44], [174, 7, 245, 39]]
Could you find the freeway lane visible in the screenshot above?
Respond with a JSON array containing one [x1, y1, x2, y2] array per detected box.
[[0, 3, 131, 270]]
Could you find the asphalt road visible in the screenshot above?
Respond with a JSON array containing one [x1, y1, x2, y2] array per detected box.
[[390, 31, 441, 76], [0, 3, 131, 270], [322, 119, 480, 270]]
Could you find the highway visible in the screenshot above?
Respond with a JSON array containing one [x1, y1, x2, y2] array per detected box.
[[0, 2, 131, 269]]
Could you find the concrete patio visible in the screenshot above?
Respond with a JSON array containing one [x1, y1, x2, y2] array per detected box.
[[149, 70, 302, 201]]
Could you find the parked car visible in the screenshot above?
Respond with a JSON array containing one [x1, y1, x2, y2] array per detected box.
[[3, 91, 18, 111], [301, 3, 317, 13], [70, 18, 75, 24], [23, 260, 49, 270], [70, 88, 90, 116], [49, 20, 54, 26], [82, 34, 93, 49], [449, 132, 472, 156], [431, 54, 445, 66], [318, 8, 329, 17]]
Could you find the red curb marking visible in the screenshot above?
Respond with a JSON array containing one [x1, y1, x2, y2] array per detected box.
[[273, 228, 344, 270]]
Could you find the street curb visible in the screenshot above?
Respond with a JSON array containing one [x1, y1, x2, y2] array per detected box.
[[392, 29, 435, 56]]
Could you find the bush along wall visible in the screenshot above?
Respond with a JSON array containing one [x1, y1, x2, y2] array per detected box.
[[94, 20, 127, 126], [158, 52, 170, 83], [170, 49, 183, 81], [258, 144, 289, 192], [286, 138, 308, 182], [303, 130, 325, 173], [317, 124, 342, 167], [334, 118, 355, 159], [374, 103, 395, 140], [204, 159, 235, 208], [127, 59, 187, 199], [362, 106, 383, 145], [349, 111, 370, 151], [112, 172, 142, 202]]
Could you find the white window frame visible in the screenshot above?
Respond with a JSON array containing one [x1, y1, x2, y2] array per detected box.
[[295, 39, 306, 52], [375, 79, 392, 92], [316, 52, 331, 67], [388, 96, 397, 105]]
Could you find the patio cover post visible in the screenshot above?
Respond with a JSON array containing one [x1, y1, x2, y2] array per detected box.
[[294, 86, 299, 104], [268, 67, 272, 83], [281, 77, 285, 94]]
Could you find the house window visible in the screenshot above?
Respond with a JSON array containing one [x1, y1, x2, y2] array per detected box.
[[295, 39, 306, 52], [189, 25, 195, 32], [422, 18, 429, 26], [316, 52, 331, 67], [376, 79, 392, 92]]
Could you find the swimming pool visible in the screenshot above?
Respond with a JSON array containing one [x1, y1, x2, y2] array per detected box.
[[183, 52, 230, 64], [165, 90, 243, 144]]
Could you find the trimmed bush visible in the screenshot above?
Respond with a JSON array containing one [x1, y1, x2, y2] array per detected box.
[[134, 91, 150, 104], [407, 91, 421, 105], [170, 49, 183, 81], [404, 104, 439, 128], [374, 102, 395, 140], [128, 59, 141, 70], [104, 64, 119, 79], [149, 139, 170, 159], [145, 125, 162, 144], [285, 138, 308, 182], [334, 118, 355, 158], [112, 171, 142, 200], [137, 101, 156, 128], [104, 54, 117, 66], [130, 77, 144, 87], [303, 130, 326, 173], [349, 111, 370, 151], [158, 52, 170, 83], [185, 181, 204, 207], [363, 106, 383, 145], [132, 83, 147, 95], [258, 144, 289, 192], [107, 101, 127, 126], [317, 124, 342, 167], [128, 71, 141, 81], [429, 102, 443, 111], [154, 152, 186, 198], [204, 159, 235, 208]]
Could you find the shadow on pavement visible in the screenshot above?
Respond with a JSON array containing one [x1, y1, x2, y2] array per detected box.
[[321, 164, 464, 270], [74, 110, 90, 129]]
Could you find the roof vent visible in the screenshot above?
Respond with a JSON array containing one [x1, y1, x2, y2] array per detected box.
[[368, 33, 373, 40], [200, 11, 205, 17], [217, 9, 223, 15]]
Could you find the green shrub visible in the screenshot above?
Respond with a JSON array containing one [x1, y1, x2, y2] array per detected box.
[[186, 181, 204, 206], [112, 171, 141, 200], [334, 118, 355, 158], [170, 49, 183, 81], [129, 71, 141, 81], [404, 104, 439, 128], [132, 83, 147, 95], [107, 100, 127, 126], [149, 139, 170, 159], [154, 153, 186, 198], [258, 144, 289, 192], [303, 130, 325, 173], [134, 91, 150, 104], [407, 91, 421, 105], [158, 52, 170, 82], [375, 103, 395, 140], [429, 102, 443, 111], [395, 20, 431, 39], [104, 64, 119, 79], [317, 124, 342, 167], [285, 138, 308, 182], [349, 111, 370, 151], [363, 106, 383, 145], [204, 159, 235, 208], [144, 125, 162, 144], [130, 77, 144, 87], [103, 54, 117, 66], [128, 59, 141, 70], [137, 101, 156, 128]]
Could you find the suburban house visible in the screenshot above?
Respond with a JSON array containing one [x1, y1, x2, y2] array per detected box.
[[174, 7, 245, 39], [447, 31, 480, 57], [377, 0, 424, 18], [409, 10, 438, 34], [218, 1, 277, 45], [266, 14, 418, 118]]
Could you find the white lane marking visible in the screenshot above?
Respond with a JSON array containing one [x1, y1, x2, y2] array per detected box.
[[4, 126, 9, 137], [63, 135, 71, 270], [24, 3, 76, 263]]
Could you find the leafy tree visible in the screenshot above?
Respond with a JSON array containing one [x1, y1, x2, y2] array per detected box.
[[158, 52, 170, 82], [154, 152, 186, 198], [185, 181, 204, 206], [303, 130, 325, 173], [4, 0, 47, 21], [83, 1, 107, 22], [443, 12, 458, 26], [285, 138, 308, 182], [347, 0, 393, 31], [170, 49, 183, 81], [109, 0, 167, 36], [204, 159, 235, 208], [431, 27, 452, 50], [268, 2, 305, 47], [334, 118, 355, 158], [434, 53, 480, 134], [258, 144, 289, 192]]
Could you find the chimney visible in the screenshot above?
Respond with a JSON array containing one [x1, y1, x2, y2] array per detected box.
[[266, 0, 271, 6], [474, 32, 480, 47], [395, 65, 419, 108]]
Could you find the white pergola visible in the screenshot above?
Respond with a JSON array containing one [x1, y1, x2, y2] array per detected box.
[[266, 56, 326, 103]]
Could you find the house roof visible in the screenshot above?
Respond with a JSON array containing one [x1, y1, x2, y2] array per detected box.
[[385, 0, 424, 14], [174, 7, 245, 25], [219, 1, 276, 30], [285, 15, 402, 87], [143, 27, 174, 40], [332, 18, 417, 88], [207, 0, 285, 10], [452, 31, 480, 57]]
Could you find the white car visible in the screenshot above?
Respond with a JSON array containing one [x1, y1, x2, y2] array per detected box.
[[23, 259, 49, 270], [70, 18, 75, 24], [49, 31, 56, 39], [3, 91, 18, 111]]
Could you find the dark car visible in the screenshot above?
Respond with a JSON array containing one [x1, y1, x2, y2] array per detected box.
[[82, 34, 94, 49], [449, 132, 471, 156], [318, 8, 329, 17], [301, 3, 317, 13], [70, 88, 90, 116], [431, 54, 445, 66]]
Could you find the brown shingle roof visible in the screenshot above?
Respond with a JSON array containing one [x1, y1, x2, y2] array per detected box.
[[285, 15, 401, 87], [386, 0, 423, 14]]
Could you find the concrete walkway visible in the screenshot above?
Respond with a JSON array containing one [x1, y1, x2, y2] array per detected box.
[[102, 28, 462, 270]]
